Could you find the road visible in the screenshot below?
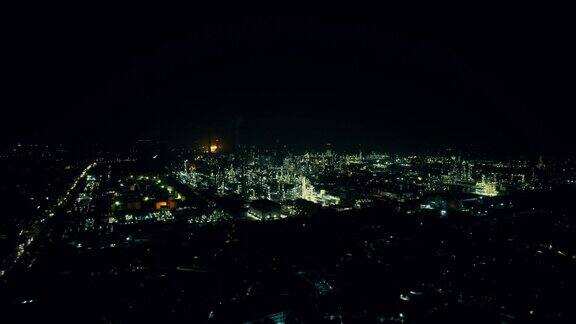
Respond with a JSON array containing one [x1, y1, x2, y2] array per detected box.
[[0, 161, 97, 278]]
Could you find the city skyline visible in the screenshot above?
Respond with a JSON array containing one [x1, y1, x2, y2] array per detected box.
[[2, 142, 575, 322], [2, 10, 576, 323]]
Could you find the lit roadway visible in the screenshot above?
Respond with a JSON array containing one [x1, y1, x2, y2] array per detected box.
[[0, 162, 97, 278]]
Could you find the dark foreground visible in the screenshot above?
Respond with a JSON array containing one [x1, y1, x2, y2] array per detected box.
[[2, 187, 576, 323]]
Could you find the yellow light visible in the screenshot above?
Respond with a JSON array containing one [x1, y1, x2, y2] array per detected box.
[[210, 144, 218, 153]]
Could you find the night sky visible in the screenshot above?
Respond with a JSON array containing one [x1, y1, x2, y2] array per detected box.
[[3, 11, 575, 153]]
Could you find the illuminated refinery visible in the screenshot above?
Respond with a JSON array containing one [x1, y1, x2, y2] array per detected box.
[[2, 141, 575, 322], [2, 15, 576, 323]]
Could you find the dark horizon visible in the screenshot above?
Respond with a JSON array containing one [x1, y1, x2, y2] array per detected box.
[[3, 14, 575, 154]]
